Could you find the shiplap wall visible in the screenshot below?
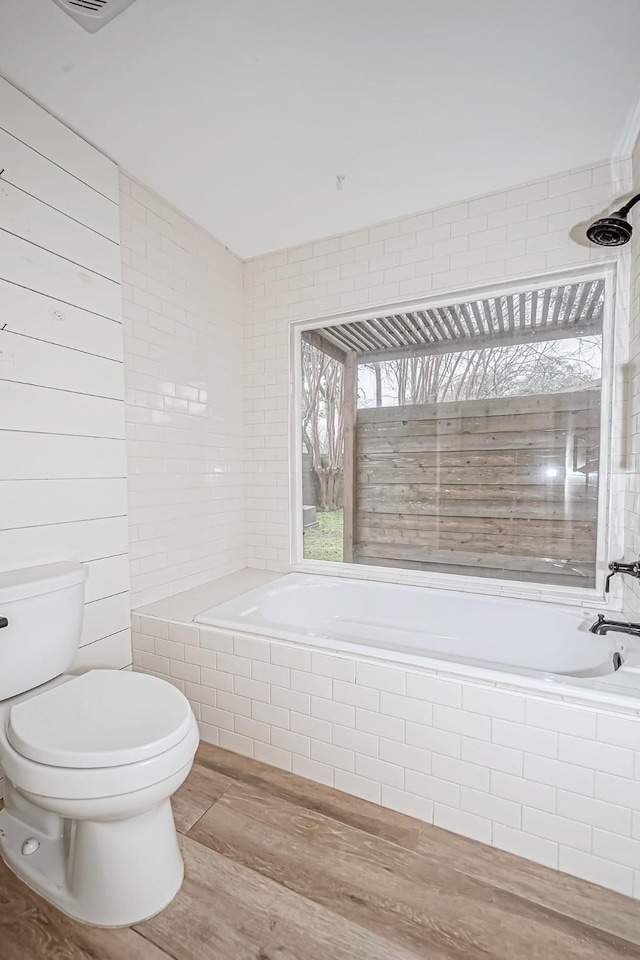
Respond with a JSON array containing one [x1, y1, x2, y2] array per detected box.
[[0, 77, 130, 671]]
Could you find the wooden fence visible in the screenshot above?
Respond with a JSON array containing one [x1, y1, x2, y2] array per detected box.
[[352, 387, 600, 586]]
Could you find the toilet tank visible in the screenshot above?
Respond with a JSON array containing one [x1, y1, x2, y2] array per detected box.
[[0, 562, 88, 701]]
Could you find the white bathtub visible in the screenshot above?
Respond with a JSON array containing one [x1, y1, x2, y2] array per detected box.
[[138, 570, 640, 896], [195, 573, 640, 702]]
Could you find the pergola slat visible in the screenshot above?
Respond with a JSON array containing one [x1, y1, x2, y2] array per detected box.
[[444, 305, 467, 340], [305, 279, 605, 366], [550, 285, 565, 327], [481, 300, 495, 336], [459, 302, 477, 337], [573, 281, 593, 328], [405, 311, 435, 344], [425, 308, 450, 341], [494, 296, 506, 336], [560, 283, 578, 327], [541, 287, 552, 328], [435, 307, 457, 340], [471, 300, 487, 336], [584, 279, 605, 322], [418, 309, 444, 341]]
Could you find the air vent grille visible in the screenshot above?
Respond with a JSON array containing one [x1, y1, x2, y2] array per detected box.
[[68, 0, 108, 10], [51, 0, 138, 32]]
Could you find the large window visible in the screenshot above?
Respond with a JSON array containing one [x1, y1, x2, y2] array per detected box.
[[296, 273, 610, 591]]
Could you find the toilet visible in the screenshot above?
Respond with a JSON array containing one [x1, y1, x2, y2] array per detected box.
[[0, 561, 199, 927]]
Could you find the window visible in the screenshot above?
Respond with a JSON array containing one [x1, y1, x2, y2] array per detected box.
[[295, 271, 610, 592]]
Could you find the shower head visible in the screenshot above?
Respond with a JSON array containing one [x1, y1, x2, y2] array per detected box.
[[586, 192, 640, 247], [586, 211, 632, 246]]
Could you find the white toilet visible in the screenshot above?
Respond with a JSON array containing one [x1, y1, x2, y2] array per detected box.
[[0, 561, 199, 927]]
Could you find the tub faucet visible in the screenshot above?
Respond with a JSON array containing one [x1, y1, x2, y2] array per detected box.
[[589, 614, 640, 637], [605, 560, 640, 594]]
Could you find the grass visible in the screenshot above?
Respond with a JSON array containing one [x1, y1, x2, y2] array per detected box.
[[303, 509, 343, 562]]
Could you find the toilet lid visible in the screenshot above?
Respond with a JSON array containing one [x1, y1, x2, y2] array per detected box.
[[7, 670, 194, 768]]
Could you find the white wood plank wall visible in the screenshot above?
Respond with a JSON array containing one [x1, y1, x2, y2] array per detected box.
[[0, 76, 130, 675]]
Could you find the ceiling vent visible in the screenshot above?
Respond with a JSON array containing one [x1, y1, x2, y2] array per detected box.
[[50, 0, 139, 33]]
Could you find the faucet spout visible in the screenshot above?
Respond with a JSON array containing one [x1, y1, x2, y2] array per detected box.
[[590, 614, 640, 637]]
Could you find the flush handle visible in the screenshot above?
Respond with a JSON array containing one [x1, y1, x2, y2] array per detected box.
[[0, 617, 7, 629]]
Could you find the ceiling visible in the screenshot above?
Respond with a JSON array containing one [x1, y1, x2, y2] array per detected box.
[[1, 0, 640, 259]]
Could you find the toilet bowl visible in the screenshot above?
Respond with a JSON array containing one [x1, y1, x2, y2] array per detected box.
[[0, 562, 200, 927], [0, 669, 199, 926]]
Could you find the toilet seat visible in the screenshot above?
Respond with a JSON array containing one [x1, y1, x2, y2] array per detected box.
[[0, 670, 200, 801], [7, 670, 193, 768]]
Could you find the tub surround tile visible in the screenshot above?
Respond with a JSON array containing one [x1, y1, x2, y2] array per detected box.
[[492, 823, 559, 870], [433, 803, 493, 844], [133, 612, 640, 900], [405, 674, 462, 708], [491, 770, 556, 814], [558, 847, 634, 898], [491, 718, 558, 758], [135, 569, 283, 623], [357, 661, 406, 694]]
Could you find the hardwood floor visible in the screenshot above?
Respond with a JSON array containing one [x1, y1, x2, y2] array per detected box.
[[2, 742, 640, 959]]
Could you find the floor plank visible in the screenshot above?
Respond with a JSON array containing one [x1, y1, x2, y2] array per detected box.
[[197, 744, 640, 949], [3, 742, 640, 959], [171, 747, 234, 834], [415, 820, 640, 948], [136, 835, 426, 960], [195, 741, 423, 850], [0, 856, 171, 960], [188, 779, 640, 960]]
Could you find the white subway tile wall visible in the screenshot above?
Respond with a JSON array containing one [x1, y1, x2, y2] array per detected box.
[[242, 159, 633, 602], [0, 78, 130, 670], [120, 174, 245, 608], [133, 613, 640, 898], [625, 132, 640, 620]]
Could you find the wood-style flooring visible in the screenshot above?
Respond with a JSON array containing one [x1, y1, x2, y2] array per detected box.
[[2, 742, 640, 959]]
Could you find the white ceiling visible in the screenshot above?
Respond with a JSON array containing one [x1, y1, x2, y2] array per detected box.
[[1, 0, 640, 258]]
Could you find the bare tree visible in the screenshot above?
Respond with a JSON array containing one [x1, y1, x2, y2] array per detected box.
[[364, 337, 601, 407], [301, 342, 344, 511]]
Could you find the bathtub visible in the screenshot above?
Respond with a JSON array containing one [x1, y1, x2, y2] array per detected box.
[[138, 571, 640, 896], [194, 573, 640, 703]]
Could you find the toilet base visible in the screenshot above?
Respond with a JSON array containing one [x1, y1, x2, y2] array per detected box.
[[0, 799, 184, 926]]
